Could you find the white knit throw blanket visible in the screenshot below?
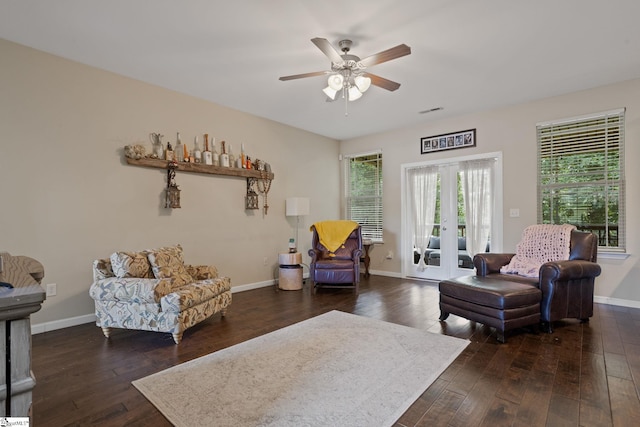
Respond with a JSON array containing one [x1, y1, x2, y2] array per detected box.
[[500, 224, 576, 278]]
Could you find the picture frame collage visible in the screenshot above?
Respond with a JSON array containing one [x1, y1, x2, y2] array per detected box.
[[420, 128, 476, 154]]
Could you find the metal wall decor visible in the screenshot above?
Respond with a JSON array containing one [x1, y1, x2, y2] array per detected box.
[[165, 160, 181, 208], [245, 178, 259, 210]]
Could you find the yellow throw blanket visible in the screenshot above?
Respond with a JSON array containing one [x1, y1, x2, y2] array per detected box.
[[312, 220, 359, 254]]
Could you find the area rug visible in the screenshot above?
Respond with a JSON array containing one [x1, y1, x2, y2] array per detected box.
[[132, 310, 468, 427]]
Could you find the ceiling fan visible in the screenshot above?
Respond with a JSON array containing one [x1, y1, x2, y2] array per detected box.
[[279, 38, 411, 109]]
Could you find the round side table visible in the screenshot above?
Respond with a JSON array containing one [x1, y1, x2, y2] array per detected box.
[[278, 252, 303, 290]]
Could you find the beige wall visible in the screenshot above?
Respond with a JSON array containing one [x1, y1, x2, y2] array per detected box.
[[3, 36, 639, 331], [341, 78, 640, 306], [0, 38, 341, 327]]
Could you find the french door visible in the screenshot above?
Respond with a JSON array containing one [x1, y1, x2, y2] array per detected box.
[[402, 153, 502, 281]]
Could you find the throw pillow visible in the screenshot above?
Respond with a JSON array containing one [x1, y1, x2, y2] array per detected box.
[[147, 244, 194, 287], [110, 251, 154, 278]]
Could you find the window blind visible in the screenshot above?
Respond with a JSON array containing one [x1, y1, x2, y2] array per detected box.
[[537, 109, 625, 250], [345, 151, 383, 242]]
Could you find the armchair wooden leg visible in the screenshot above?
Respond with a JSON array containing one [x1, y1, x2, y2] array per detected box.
[[439, 311, 450, 321], [540, 321, 553, 334], [172, 332, 183, 344], [101, 327, 111, 338], [221, 308, 227, 317]]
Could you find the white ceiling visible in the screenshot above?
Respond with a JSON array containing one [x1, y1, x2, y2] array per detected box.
[[2, 1, 640, 140]]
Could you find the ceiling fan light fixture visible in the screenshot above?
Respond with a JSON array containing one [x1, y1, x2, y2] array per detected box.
[[354, 75, 371, 93], [327, 74, 344, 91], [322, 86, 338, 100], [348, 85, 363, 101]]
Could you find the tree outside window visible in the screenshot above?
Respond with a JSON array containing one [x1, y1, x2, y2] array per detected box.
[[537, 109, 625, 250]]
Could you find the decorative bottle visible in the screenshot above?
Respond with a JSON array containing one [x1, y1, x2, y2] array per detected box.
[[193, 136, 202, 163], [228, 143, 236, 168], [211, 137, 220, 166], [241, 143, 246, 168], [165, 140, 175, 162], [220, 141, 230, 167], [203, 133, 213, 165], [175, 132, 184, 162]]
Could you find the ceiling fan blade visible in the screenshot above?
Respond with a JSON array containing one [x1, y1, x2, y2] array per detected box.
[[279, 70, 329, 81], [311, 37, 344, 64], [359, 44, 411, 67], [366, 73, 401, 91]]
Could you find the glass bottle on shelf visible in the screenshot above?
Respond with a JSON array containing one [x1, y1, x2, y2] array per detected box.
[[193, 136, 202, 163], [203, 133, 213, 165], [211, 137, 220, 166], [165, 140, 175, 162], [228, 143, 236, 168], [175, 132, 184, 162], [220, 141, 230, 167]]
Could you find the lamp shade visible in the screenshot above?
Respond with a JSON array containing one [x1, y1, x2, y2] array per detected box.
[[354, 75, 371, 93], [285, 197, 310, 216], [348, 85, 363, 101], [322, 86, 338, 100], [327, 74, 344, 91]]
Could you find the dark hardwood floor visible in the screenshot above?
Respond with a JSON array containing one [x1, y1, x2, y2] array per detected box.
[[32, 275, 640, 426]]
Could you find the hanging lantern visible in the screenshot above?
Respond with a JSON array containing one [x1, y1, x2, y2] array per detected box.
[[245, 178, 259, 210], [165, 161, 181, 209]]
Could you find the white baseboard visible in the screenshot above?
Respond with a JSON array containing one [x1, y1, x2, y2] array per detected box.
[[31, 277, 640, 334], [594, 295, 640, 309], [368, 269, 403, 278], [231, 279, 276, 293], [31, 313, 96, 335]]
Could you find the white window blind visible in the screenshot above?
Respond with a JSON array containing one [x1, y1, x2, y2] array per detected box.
[[345, 151, 383, 242], [537, 108, 625, 250]]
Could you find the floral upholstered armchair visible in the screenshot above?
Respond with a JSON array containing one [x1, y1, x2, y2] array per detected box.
[[89, 244, 232, 344]]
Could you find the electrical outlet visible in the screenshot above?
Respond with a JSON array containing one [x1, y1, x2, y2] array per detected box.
[[509, 208, 520, 218], [263, 257, 268, 266], [385, 251, 393, 260], [46, 283, 57, 297]]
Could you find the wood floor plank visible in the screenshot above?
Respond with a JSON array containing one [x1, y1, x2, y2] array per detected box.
[[28, 275, 640, 426], [580, 351, 613, 426], [608, 376, 640, 426], [513, 370, 554, 427], [546, 393, 580, 426]]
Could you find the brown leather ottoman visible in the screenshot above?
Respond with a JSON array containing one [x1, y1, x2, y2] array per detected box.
[[439, 275, 542, 343]]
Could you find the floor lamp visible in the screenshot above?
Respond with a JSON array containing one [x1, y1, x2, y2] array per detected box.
[[285, 197, 310, 252]]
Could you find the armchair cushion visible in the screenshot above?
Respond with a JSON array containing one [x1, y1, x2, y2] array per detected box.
[[161, 277, 231, 312], [110, 251, 154, 278], [186, 264, 219, 280], [147, 244, 194, 287], [89, 276, 174, 304]]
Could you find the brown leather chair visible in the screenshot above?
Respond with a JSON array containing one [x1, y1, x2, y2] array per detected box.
[[472, 230, 601, 332], [308, 225, 362, 294]]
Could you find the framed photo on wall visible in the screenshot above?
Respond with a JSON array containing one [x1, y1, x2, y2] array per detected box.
[[420, 129, 476, 154]]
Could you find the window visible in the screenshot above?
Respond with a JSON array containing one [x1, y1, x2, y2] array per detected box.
[[345, 151, 383, 242], [537, 108, 625, 250]]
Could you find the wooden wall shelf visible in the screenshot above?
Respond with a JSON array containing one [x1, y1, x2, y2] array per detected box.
[[126, 157, 274, 180]]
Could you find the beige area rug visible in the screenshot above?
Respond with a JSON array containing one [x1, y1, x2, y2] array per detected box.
[[132, 310, 469, 427]]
